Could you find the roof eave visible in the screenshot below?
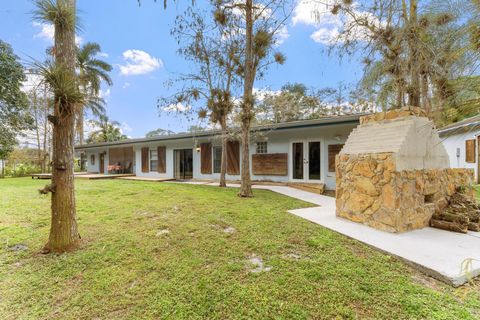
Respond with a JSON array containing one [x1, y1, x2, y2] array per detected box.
[[75, 113, 367, 150]]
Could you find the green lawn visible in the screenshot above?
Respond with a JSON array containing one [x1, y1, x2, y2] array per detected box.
[[1, 178, 479, 319]]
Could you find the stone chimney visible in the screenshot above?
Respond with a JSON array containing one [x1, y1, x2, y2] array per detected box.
[[336, 107, 473, 232]]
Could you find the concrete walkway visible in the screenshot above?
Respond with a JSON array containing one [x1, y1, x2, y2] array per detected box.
[[177, 181, 480, 286]]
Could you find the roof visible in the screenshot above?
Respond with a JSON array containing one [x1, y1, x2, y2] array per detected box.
[[76, 113, 367, 150], [438, 115, 480, 136]]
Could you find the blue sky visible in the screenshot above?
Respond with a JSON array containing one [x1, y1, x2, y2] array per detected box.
[[0, 0, 364, 138]]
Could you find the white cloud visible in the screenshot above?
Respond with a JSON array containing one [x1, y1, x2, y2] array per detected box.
[[99, 88, 111, 99], [22, 73, 44, 93], [122, 82, 131, 89], [33, 22, 83, 45], [33, 22, 54, 42], [292, 0, 379, 45], [274, 25, 290, 45], [310, 27, 340, 45], [253, 87, 280, 102], [120, 122, 133, 133], [163, 103, 191, 113], [119, 49, 163, 76], [84, 119, 101, 138], [98, 52, 109, 58]]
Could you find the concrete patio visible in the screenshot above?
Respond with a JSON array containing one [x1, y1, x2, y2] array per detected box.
[[177, 181, 480, 286]]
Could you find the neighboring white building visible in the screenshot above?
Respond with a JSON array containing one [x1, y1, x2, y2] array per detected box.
[[75, 114, 364, 190], [439, 115, 480, 182]]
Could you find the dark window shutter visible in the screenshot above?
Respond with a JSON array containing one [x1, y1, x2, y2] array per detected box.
[[141, 147, 149, 173], [157, 146, 166, 173], [201, 143, 212, 174], [227, 141, 240, 175], [328, 144, 344, 172], [466, 139, 476, 163]]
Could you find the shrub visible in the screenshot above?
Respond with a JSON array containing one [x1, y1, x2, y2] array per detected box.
[[5, 164, 42, 177]]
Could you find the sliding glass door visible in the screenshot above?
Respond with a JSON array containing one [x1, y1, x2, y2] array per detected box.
[[174, 149, 193, 180]]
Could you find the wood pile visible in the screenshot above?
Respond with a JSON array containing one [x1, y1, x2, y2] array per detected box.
[[430, 192, 480, 233]]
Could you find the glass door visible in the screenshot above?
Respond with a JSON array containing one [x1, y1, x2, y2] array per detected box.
[[174, 149, 193, 180], [292, 142, 304, 180], [308, 141, 321, 181], [291, 141, 322, 182]]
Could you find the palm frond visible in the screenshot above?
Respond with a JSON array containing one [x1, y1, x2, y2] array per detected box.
[[32, 0, 78, 32], [77, 42, 101, 61], [32, 59, 85, 108], [85, 96, 106, 117]]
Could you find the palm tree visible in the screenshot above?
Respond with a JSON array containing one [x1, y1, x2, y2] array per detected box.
[[33, 0, 82, 253], [76, 42, 112, 171], [86, 115, 127, 144], [76, 42, 112, 145]]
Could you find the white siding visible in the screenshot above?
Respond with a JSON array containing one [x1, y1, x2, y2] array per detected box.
[[86, 151, 100, 173], [80, 122, 357, 190], [442, 131, 479, 181]]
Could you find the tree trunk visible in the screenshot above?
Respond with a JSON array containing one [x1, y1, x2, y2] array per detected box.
[[405, 0, 421, 107], [1, 159, 4, 178], [239, 0, 254, 198], [219, 117, 227, 188], [42, 83, 49, 173], [78, 111, 86, 171], [33, 91, 42, 169], [44, 0, 81, 253], [421, 73, 431, 116]]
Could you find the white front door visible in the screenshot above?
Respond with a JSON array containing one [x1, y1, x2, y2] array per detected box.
[[290, 141, 322, 182]]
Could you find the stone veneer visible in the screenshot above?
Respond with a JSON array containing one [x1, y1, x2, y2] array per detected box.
[[336, 152, 473, 232], [336, 107, 474, 233]]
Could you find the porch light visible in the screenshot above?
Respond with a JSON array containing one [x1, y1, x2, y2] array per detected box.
[[195, 145, 201, 153]]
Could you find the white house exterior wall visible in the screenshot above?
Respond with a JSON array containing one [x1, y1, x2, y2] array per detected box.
[[441, 130, 479, 181], [81, 122, 357, 190]]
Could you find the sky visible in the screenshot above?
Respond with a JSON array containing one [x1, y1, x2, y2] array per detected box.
[[0, 0, 365, 138]]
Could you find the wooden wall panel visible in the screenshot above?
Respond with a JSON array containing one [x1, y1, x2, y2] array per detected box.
[[108, 147, 122, 166], [109, 147, 134, 167], [227, 141, 240, 175], [157, 146, 166, 173], [252, 153, 288, 176], [328, 144, 344, 172], [141, 147, 149, 173], [201, 143, 212, 174], [466, 139, 476, 163]]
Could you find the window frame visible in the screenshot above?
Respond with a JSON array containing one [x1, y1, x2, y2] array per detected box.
[[213, 146, 222, 174], [90, 154, 95, 166], [150, 149, 158, 172], [256, 141, 268, 154]]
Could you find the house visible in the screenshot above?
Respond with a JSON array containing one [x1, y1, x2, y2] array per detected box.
[[75, 114, 365, 190], [439, 115, 480, 183]]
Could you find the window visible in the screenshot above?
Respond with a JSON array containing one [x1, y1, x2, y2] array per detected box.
[[213, 146, 222, 174], [256, 141, 268, 154], [328, 144, 344, 172], [466, 139, 476, 163], [150, 149, 158, 171], [90, 155, 95, 165]]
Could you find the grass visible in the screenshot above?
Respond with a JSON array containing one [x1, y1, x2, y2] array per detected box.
[[0, 178, 479, 319]]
